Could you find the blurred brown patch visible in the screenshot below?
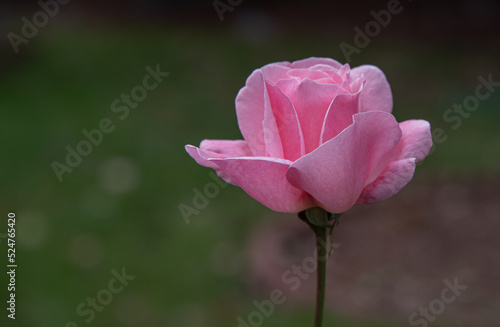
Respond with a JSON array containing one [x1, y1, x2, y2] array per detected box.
[[246, 177, 500, 326]]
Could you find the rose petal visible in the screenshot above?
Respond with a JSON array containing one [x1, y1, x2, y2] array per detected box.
[[357, 158, 416, 204], [364, 119, 432, 185], [320, 91, 361, 143], [314, 77, 339, 84], [185, 140, 252, 184], [261, 63, 292, 84], [357, 120, 432, 204], [287, 68, 332, 82], [276, 78, 346, 153], [350, 65, 393, 113], [266, 82, 305, 161], [393, 120, 433, 162], [286, 111, 402, 213], [210, 157, 315, 212], [349, 75, 365, 93], [291, 57, 343, 69], [262, 89, 284, 159], [309, 64, 341, 72], [355, 120, 432, 204], [338, 63, 351, 79], [310, 64, 345, 85], [235, 70, 268, 156]]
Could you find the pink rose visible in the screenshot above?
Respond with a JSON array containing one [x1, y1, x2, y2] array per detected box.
[[186, 57, 432, 213]]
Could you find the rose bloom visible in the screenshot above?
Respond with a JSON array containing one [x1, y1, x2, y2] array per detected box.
[[186, 57, 432, 213]]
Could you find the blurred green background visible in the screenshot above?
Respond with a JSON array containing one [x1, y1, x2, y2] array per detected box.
[[1, 1, 499, 326]]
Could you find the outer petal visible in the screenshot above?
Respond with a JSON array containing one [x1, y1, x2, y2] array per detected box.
[[210, 157, 315, 213], [392, 120, 433, 162], [260, 63, 292, 84], [357, 158, 416, 204], [357, 119, 432, 203], [364, 119, 433, 185], [236, 66, 296, 157], [235, 70, 268, 156], [350, 65, 393, 113], [185, 140, 252, 184], [286, 111, 402, 213]]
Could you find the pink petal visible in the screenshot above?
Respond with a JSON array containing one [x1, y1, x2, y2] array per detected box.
[[337, 63, 351, 80], [262, 93, 284, 159], [349, 75, 365, 93], [357, 158, 416, 204], [276, 78, 346, 153], [393, 120, 433, 162], [266, 82, 305, 161], [287, 68, 332, 81], [350, 65, 393, 113], [364, 119, 432, 185], [357, 119, 432, 202], [210, 157, 315, 213], [199, 139, 253, 158], [320, 91, 361, 144], [310, 64, 345, 85], [291, 57, 343, 69], [235, 70, 268, 156], [260, 63, 292, 84], [286, 111, 402, 213], [309, 64, 341, 72], [236, 65, 298, 157], [185, 140, 252, 184]]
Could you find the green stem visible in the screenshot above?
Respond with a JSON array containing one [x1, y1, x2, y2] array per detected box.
[[298, 208, 341, 327], [313, 225, 327, 327]]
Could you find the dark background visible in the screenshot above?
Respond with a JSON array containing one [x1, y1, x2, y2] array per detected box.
[[0, 1, 499, 326]]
